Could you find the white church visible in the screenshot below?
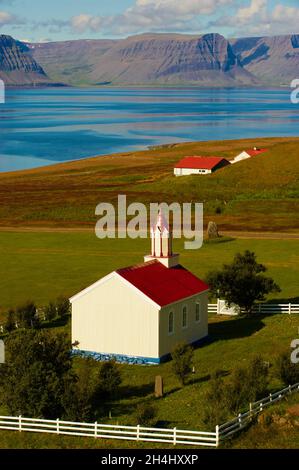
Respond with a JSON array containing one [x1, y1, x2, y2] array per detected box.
[[70, 213, 209, 364]]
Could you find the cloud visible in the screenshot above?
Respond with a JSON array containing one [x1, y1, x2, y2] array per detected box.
[[211, 0, 299, 37], [0, 10, 20, 26], [71, 0, 233, 35]]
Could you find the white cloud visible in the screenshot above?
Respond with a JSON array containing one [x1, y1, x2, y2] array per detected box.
[[0, 11, 14, 25], [71, 0, 233, 35]]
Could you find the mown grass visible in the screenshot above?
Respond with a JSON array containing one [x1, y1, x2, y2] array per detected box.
[[0, 137, 298, 231], [0, 232, 298, 313], [1, 312, 299, 449]]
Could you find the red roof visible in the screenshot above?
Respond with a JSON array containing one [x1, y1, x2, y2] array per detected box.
[[245, 148, 267, 157], [174, 156, 228, 170], [116, 260, 209, 307]]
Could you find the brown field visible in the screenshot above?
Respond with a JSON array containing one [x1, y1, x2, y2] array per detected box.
[[0, 136, 298, 231]]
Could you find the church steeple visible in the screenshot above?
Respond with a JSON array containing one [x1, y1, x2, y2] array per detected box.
[[144, 211, 180, 268]]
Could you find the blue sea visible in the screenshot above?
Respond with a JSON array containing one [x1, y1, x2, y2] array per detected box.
[[0, 87, 298, 172]]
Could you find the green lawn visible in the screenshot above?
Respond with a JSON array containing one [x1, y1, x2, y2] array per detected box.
[[0, 231, 298, 313], [0, 230, 299, 449]]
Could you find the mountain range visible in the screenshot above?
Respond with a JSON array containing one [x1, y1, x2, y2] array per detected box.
[[0, 32, 298, 87]]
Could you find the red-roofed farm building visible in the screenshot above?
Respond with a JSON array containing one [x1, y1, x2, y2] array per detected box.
[[231, 147, 267, 165], [174, 156, 230, 176], [71, 213, 209, 364]]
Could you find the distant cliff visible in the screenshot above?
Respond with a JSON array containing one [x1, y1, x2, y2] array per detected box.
[[0, 35, 54, 86], [28, 33, 258, 87], [231, 34, 299, 85], [2, 32, 299, 87]]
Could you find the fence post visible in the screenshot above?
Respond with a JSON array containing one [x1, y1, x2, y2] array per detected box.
[[137, 424, 140, 441], [260, 402, 263, 412], [269, 393, 272, 402], [94, 421, 98, 438], [173, 427, 177, 446], [289, 303, 292, 315], [56, 418, 60, 435], [18, 415, 22, 432], [238, 413, 242, 428], [289, 385, 292, 394], [215, 425, 219, 447], [249, 403, 253, 420], [259, 303, 262, 314]]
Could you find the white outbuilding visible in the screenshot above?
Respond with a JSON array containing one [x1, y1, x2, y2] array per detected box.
[[174, 156, 230, 176], [231, 147, 267, 164], [70, 213, 209, 364]]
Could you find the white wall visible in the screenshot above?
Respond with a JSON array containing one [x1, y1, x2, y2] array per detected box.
[[174, 168, 211, 176], [231, 152, 251, 165], [72, 274, 159, 359], [159, 292, 209, 357]]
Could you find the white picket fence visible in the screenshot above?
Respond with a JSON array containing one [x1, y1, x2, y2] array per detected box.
[[0, 382, 299, 447], [0, 416, 217, 447], [218, 382, 299, 441], [208, 302, 299, 316]]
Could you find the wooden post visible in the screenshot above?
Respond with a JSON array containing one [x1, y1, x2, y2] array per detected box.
[[269, 393, 272, 402], [56, 418, 60, 434], [249, 403, 253, 420], [289, 303, 292, 315], [137, 424, 140, 441], [94, 421, 98, 438], [215, 425, 219, 447], [19, 415, 22, 432], [238, 413, 242, 428], [289, 385, 292, 394], [173, 427, 177, 446]]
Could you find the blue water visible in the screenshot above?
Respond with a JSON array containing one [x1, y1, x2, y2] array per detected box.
[[0, 87, 298, 172]]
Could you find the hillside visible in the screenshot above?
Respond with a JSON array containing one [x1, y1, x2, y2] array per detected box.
[[2, 32, 299, 87], [231, 34, 299, 85], [0, 137, 298, 232], [0, 35, 53, 86], [29, 33, 256, 86]]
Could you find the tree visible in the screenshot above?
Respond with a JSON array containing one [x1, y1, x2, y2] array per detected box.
[[171, 342, 194, 386], [277, 351, 299, 385], [0, 330, 76, 418], [15, 301, 38, 328], [44, 302, 57, 322], [207, 251, 281, 314], [97, 360, 122, 398], [4, 309, 16, 333], [56, 296, 70, 318]]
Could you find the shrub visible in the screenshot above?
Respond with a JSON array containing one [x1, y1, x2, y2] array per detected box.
[[277, 351, 299, 385], [4, 309, 16, 333], [136, 402, 156, 426], [44, 302, 57, 322], [15, 301, 38, 329], [203, 371, 230, 427], [56, 296, 70, 318], [97, 360, 122, 398], [171, 342, 194, 386]]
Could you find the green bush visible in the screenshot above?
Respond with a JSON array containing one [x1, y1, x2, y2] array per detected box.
[[171, 342, 194, 386], [56, 296, 70, 318], [44, 302, 57, 322], [136, 402, 156, 426], [277, 352, 299, 385], [97, 360, 122, 398]]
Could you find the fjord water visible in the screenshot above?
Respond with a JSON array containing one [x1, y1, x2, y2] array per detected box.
[[0, 87, 298, 172]]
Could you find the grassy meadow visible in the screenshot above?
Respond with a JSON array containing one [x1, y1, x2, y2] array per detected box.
[[0, 137, 298, 231], [0, 136, 299, 449], [0, 231, 298, 312]]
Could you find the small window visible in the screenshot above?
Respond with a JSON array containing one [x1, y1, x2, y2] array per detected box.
[[195, 303, 201, 323], [182, 306, 188, 329], [168, 312, 174, 335]]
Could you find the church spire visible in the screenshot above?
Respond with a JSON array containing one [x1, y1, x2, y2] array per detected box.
[[144, 210, 180, 268]]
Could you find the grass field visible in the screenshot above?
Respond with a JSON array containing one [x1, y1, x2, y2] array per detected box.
[[0, 137, 298, 231], [0, 231, 298, 312]]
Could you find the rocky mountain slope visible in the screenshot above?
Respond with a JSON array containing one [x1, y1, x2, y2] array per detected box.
[[29, 33, 257, 86], [2, 32, 299, 86], [231, 34, 299, 85], [0, 35, 52, 86]]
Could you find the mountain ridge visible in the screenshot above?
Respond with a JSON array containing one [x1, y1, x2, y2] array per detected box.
[[1, 32, 299, 86]]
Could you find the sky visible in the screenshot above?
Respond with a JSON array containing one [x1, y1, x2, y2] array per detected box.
[[0, 0, 299, 43]]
